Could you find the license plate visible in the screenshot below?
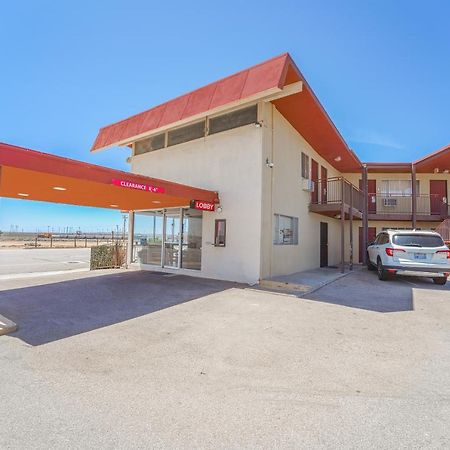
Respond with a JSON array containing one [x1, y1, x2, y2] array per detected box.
[[414, 253, 426, 260]]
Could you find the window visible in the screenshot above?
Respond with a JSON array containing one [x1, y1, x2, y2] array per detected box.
[[214, 219, 226, 247], [208, 105, 257, 135], [392, 233, 444, 248], [134, 133, 165, 155], [380, 180, 419, 196], [301, 152, 309, 179], [273, 214, 299, 245], [167, 121, 206, 146]]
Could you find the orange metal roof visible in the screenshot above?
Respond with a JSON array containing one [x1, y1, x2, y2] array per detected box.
[[414, 143, 450, 173], [363, 162, 412, 173], [364, 144, 450, 173], [0, 142, 219, 210], [92, 53, 362, 173]]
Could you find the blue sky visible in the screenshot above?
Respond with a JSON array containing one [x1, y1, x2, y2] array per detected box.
[[1, 0, 449, 231]]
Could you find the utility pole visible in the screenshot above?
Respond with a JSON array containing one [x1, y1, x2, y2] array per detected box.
[[122, 214, 128, 241]]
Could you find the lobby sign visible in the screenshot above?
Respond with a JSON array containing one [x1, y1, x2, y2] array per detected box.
[[190, 200, 215, 211], [112, 178, 165, 194]]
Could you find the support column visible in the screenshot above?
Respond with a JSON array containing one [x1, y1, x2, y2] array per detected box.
[[411, 163, 417, 229], [126, 210, 135, 267], [349, 184, 353, 271], [340, 177, 345, 273], [362, 165, 368, 265]]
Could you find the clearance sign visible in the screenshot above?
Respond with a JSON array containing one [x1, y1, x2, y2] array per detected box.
[[190, 200, 215, 211], [112, 178, 165, 194]]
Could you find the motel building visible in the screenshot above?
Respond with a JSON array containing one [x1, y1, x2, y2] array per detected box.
[[1, 53, 449, 284]]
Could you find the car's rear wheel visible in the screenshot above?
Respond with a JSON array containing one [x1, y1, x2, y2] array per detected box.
[[367, 253, 375, 271], [377, 258, 389, 281], [433, 277, 447, 285]]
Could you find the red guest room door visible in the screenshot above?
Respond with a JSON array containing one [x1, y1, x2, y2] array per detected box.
[[430, 180, 447, 215], [311, 159, 319, 203], [360, 179, 377, 213], [321, 166, 327, 203]]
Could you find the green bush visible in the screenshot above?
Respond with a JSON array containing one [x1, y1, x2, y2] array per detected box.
[[90, 244, 126, 270]]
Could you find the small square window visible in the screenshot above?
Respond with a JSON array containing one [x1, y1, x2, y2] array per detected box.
[[214, 219, 226, 247], [273, 214, 299, 245]]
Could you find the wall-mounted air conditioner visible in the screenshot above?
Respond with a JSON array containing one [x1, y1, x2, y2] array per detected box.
[[383, 198, 397, 207], [302, 179, 315, 192]]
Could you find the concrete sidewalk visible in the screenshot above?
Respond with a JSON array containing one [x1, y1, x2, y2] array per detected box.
[[259, 265, 361, 296]]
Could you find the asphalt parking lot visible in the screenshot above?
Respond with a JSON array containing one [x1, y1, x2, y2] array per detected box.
[[0, 248, 90, 277], [0, 269, 449, 449]]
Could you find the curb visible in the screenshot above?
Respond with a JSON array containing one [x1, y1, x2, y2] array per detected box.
[[258, 267, 361, 298], [298, 269, 356, 298]]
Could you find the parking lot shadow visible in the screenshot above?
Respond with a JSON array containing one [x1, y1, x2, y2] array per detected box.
[[305, 270, 449, 313], [0, 271, 239, 346]]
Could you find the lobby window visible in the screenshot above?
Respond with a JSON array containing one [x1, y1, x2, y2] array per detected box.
[[273, 214, 299, 245], [301, 152, 309, 179], [214, 219, 226, 247], [208, 105, 257, 135], [167, 121, 206, 147], [134, 133, 165, 155]]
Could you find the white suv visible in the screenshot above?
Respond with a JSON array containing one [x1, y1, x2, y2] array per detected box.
[[367, 230, 450, 285]]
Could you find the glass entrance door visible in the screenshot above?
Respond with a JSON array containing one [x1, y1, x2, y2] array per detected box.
[[133, 208, 202, 270], [163, 210, 182, 268]]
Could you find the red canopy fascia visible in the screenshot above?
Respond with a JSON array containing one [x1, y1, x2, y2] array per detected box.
[[0, 142, 219, 210]]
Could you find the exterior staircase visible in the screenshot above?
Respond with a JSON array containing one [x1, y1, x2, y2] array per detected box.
[[436, 218, 450, 246]]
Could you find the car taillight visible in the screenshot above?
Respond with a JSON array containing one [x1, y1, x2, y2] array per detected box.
[[385, 248, 405, 257], [436, 250, 450, 259]]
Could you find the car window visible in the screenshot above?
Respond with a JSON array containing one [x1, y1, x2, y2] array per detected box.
[[376, 233, 388, 245], [392, 234, 444, 248]]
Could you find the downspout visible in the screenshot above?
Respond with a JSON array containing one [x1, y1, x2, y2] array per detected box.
[[268, 105, 275, 278]]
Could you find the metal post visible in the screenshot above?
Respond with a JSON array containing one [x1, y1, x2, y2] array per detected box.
[[340, 177, 345, 273], [362, 165, 368, 265], [411, 163, 417, 229], [349, 183, 353, 270], [126, 211, 135, 267]]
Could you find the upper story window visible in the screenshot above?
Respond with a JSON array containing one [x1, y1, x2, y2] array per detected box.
[[168, 121, 206, 147], [208, 105, 257, 135], [301, 152, 309, 179], [134, 133, 165, 155], [380, 180, 419, 196], [132, 104, 258, 156]]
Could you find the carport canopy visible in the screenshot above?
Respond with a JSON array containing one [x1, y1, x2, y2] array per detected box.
[[0, 142, 219, 210]]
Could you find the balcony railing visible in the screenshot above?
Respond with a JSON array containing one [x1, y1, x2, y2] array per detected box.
[[310, 177, 363, 218], [367, 194, 450, 220]]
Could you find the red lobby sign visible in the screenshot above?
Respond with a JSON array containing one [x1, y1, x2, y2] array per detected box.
[[191, 200, 215, 211], [112, 178, 165, 194]]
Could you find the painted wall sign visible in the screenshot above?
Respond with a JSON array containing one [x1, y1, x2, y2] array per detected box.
[[112, 178, 165, 194], [190, 200, 215, 211]]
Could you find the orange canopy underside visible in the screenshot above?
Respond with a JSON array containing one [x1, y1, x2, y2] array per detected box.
[[0, 143, 219, 210]]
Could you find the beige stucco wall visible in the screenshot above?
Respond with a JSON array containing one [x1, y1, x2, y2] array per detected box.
[[259, 104, 346, 278], [130, 123, 263, 284]]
